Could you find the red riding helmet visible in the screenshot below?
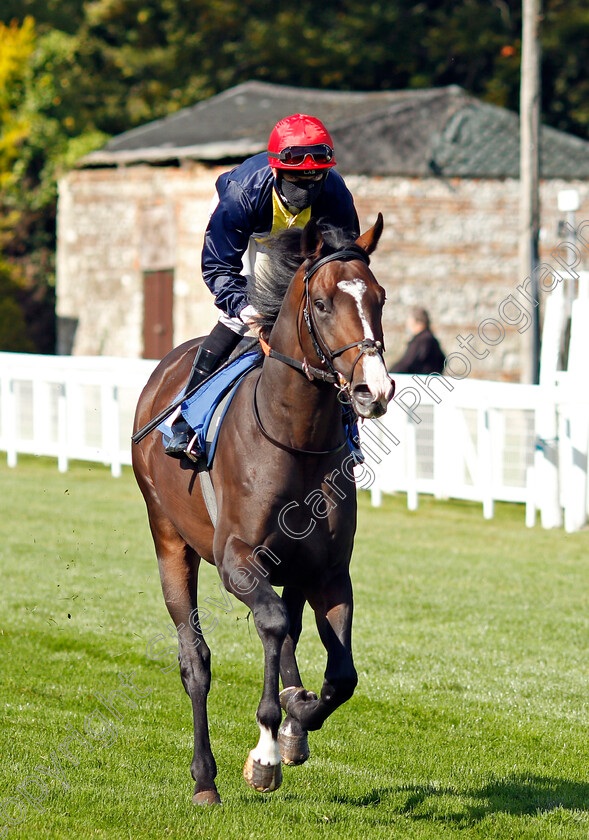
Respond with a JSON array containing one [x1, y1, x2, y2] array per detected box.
[[267, 114, 337, 170]]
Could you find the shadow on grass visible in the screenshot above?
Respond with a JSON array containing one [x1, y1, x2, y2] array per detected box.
[[334, 775, 589, 823]]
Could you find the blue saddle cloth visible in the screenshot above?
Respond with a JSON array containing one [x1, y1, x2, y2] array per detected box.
[[159, 349, 364, 466], [159, 350, 262, 467]]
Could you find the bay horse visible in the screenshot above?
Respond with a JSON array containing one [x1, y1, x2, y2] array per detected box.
[[132, 214, 393, 804]]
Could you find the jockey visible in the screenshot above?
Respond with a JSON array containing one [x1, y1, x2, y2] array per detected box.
[[165, 113, 360, 458]]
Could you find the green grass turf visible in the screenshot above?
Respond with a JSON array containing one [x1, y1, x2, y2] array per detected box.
[[0, 455, 588, 839]]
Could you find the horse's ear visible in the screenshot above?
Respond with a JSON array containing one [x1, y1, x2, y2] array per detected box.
[[355, 212, 384, 256], [301, 218, 324, 260]]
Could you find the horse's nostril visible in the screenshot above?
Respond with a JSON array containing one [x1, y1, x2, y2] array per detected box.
[[353, 384, 373, 403]]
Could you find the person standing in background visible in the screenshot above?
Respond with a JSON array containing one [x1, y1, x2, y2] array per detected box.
[[389, 306, 446, 375]]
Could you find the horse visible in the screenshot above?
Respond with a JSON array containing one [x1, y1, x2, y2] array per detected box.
[[132, 214, 393, 805]]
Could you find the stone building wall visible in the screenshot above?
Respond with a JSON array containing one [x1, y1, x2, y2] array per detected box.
[[57, 164, 589, 379], [56, 163, 224, 357], [349, 175, 589, 380]]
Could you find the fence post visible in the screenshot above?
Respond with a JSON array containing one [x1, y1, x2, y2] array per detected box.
[[525, 465, 536, 527], [561, 297, 589, 531], [535, 387, 562, 529], [5, 377, 17, 468], [99, 379, 121, 477], [368, 419, 383, 508], [478, 408, 494, 520], [57, 382, 68, 473], [433, 400, 450, 500], [562, 406, 589, 533], [406, 418, 418, 511], [370, 485, 382, 507], [110, 385, 121, 478], [33, 375, 50, 455]]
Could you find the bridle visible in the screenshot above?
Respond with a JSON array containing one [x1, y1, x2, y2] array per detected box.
[[260, 244, 385, 395], [253, 245, 386, 457], [300, 244, 385, 390]]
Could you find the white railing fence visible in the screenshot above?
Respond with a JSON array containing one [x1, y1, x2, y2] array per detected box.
[[0, 353, 157, 478], [1, 353, 588, 531], [360, 373, 589, 533]]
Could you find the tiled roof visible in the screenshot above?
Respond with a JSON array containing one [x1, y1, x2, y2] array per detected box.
[[81, 80, 589, 179]]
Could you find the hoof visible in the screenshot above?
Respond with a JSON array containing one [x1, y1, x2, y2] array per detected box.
[[279, 685, 317, 713], [243, 752, 283, 792], [278, 717, 310, 766], [192, 788, 222, 806], [279, 685, 304, 712]]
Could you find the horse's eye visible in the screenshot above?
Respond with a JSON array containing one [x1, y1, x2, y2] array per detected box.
[[314, 300, 327, 313]]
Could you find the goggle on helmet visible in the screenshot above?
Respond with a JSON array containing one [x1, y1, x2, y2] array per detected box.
[[267, 114, 337, 171]]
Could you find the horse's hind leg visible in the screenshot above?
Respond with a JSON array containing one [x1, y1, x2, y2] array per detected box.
[[151, 511, 220, 805], [278, 587, 312, 766]]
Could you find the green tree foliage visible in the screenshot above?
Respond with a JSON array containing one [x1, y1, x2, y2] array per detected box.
[[0, 17, 106, 352], [542, 0, 589, 137], [0, 259, 35, 352], [2, 0, 86, 34], [0, 18, 38, 351], [56, 0, 588, 141], [0, 17, 36, 189], [3, 1, 587, 139], [47, 0, 523, 133]]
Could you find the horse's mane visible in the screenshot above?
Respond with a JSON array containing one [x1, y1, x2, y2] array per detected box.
[[247, 224, 356, 331]]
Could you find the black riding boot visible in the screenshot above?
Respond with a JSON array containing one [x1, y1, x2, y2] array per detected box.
[[164, 323, 243, 459]]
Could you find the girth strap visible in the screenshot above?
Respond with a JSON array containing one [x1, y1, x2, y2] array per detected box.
[[198, 469, 218, 526]]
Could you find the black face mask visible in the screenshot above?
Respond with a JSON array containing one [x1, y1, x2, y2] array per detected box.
[[277, 173, 326, 211]]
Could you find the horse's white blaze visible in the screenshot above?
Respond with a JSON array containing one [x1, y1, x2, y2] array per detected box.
[[363, 353, 394, 402], [337, 277, 393, 403], [337, 278, 374, 339], [250, 725, 280, 766]]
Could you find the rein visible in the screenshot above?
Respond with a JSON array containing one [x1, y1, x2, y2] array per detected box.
[[252, 373, 348, 457], [258, 338, 339, 384]]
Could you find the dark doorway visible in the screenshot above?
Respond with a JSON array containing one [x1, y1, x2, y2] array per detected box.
[[143, 269, 173, 359]]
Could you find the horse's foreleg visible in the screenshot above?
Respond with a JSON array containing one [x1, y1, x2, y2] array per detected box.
[[278, 586, 313, 765], [282, 572, 357, 733], [153, 517, 220, 805], [279, 585, 305, 688], [221, 537, 289, 792]]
